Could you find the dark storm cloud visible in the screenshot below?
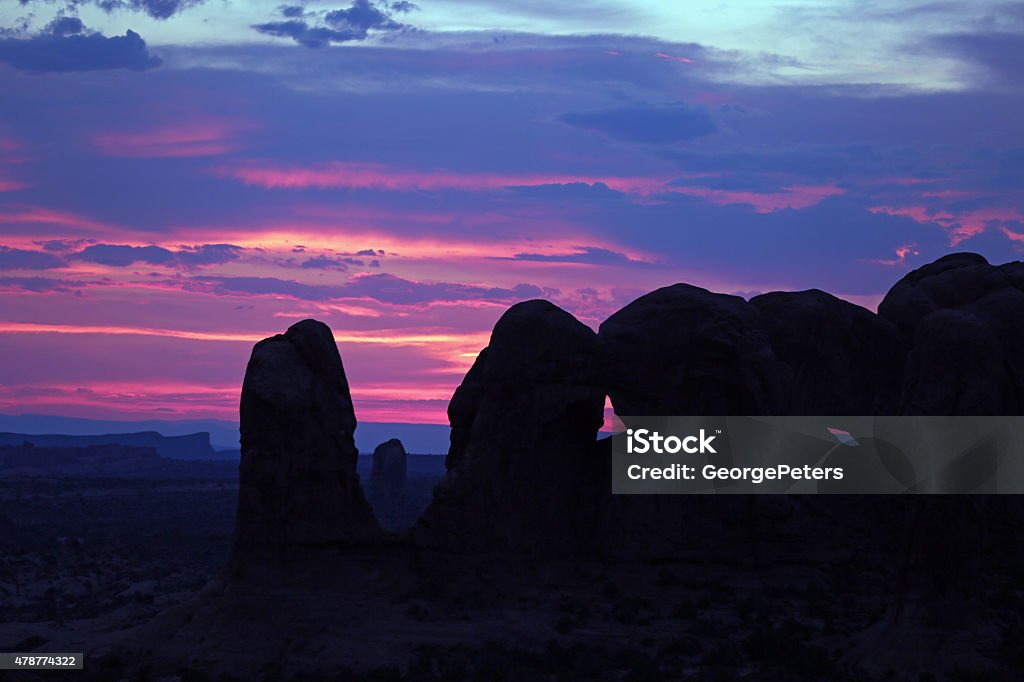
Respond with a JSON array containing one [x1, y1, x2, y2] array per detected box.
[[559, 103, 717, 143], [0, 29, 161, 72], [0, 246, 65, 270], [73, 243, 242, 268], [191, 273, 543, 306], [253, 0, 411, 47]]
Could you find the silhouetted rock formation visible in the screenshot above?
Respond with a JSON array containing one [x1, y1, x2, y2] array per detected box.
[[371, 438, 407, 491], [750, 289, 906, 415], [102, 253, 1024, 681], [415, 300, 605, 553], [230, 319, 380, 572], [879, 253, 1024, 414], [369, 438, 407, 528], [600, 284, 787, 415], [412, 253, 1024, 562]]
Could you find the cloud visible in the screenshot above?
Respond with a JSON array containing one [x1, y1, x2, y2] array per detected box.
[[251, 21, 357, 49], [559, 103, 717, 143], [501, 246, 656, 268], [35, 239, 95, 252], [190, 272, 544, 306], [253, 0, 411, 48], [73, 243, 242, 268], [175, 244, 244, 266], [33, 0, 208, 20], [0, 276, 81, 292], [76, 244, 174, 266], [0, 246, 65, 270], [923, 31, 1024, 89], [342, 273, 542, 305], [213, 160, 675, 196], [0, 29, 161, 73], [43, 16, 85, 37], [301, 254, 354, 270], [91, 119, 249, 158], [324, 0, 401, 33]]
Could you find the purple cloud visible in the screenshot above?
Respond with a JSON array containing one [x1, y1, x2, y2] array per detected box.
[[0, 246, 65, 270], [0, 29, 161, 72]]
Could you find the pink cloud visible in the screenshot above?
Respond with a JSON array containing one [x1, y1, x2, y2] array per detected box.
[[864, 176, 942, 187], [0, 206, 121, 238], [1002, 227, 1024, 243], [0, 383, 452, 425], [0, 382, 241, 421], [655, 52, 694, 64], [213, 161, 842, 213], [92, 119, 253, 158], [670, 184, 845, 212], [869, 204, 1023, 244], [919, 190, 985, 200], [213, 160, 678, 195], [0, 136, 28, 191], [864, 243, 920, 266]]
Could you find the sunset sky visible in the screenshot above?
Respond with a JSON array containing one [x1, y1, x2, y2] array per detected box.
[[0, 0, 1022, 428]]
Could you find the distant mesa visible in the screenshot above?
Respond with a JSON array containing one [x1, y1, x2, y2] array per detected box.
[[0, 430, 218, 460], [0, 441, 237, 479], [0, 442, 158, 477]]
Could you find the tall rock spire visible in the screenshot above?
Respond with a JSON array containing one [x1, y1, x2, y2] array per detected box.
[[230, 319, 380, 573]]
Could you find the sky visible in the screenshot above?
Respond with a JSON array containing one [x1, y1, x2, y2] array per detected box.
[[0, 0, 1022, 430]]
